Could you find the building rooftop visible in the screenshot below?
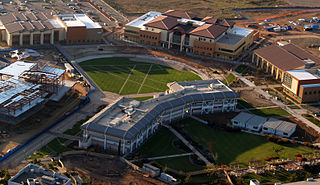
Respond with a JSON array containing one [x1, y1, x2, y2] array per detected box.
[[126, 11, 161, 29], [232, 112, 267, 127], [188, 24, 227, 39], [82, 79, 239, 140], [216, 33, 244, 46], [286, 69, 320, 81], [0, 61, 36, 79], [229, 27, 253, 37], [283, 178, 320, 185], [144, 15, 178, 30], [9, 164, 71, 185], [57, 14, 102, 29], [263, 118, 296, 133], [254, 43, 320, 71]]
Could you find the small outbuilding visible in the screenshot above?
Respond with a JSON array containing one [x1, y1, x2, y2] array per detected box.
[[262, 118, 296, 138], [232, 112, 267, 131]]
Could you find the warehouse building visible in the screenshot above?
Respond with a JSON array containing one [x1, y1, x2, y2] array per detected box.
[[0, 12, 102, 47], [253, 43, 320, 81], [124, 10, 258, 60], [8, 164, 71, 185], [79, 79, 239, 155], [282, 69, 320, 103]]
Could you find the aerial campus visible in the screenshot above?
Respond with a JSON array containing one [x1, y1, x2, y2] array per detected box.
[[2, 0, 320, 185]]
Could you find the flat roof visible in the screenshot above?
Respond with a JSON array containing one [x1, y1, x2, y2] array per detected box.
[[75, 14, 102, 29], [0, 61, 36, 79], [57, 14, 101, 29], [216, 33, 244, 46], [229, 27, 253, 36], [126, 11, 161, 29], [48, 19, 64, 28], [286, 70, 319, 80], [82, 79, 239, 140]]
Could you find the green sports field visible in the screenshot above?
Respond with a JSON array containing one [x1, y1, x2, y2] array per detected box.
[[79, 57, 201, 95]]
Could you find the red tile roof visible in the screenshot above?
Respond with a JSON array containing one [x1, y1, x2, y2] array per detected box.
[[189, 24, 227, 39], [163, 10, 196, 19], [201, 17, 235, 27], [144, 15, 178, 30]]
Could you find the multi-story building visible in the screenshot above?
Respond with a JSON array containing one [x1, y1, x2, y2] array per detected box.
[[8, 164, 71, 185], [0, 12, 102, 47], [124, 10, 258, 60], [253, 43, 320, 81], [282, 69, 320, 103], [79, 79, 239, 155]]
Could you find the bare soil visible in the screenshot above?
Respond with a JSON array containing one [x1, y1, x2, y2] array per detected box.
[[240, 90, 274, 107], [62, 154, 166, 185]]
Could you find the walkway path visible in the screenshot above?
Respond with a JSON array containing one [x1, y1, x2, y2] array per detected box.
[[129, 153, 193, 162], [232, 70, 320, 134], [47, 131, 81, 141], [164, 125, 212, 166]]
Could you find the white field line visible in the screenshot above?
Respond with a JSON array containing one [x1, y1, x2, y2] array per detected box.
[[119, 65, 136, 94], [88, 66, 163, 91], [137, 64, 153, 94]]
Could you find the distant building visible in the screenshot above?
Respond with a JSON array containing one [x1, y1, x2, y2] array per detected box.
[[250, 179, 260, 185], [142, 163, 160, 177], [8, 164, 71, 185], [124, 10, 258, 60], [80, 79, 239, 155], [253, 43, 320, 81], [262, 118, 296, 138], [0, 12, 102, 47], [282, 69, 320, 103]]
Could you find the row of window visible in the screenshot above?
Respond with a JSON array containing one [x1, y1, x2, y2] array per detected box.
[[304, 90, 320, 95], [194, 45, 213, 51], [198, 37, 213, 43], [140, 34, 158, 40]]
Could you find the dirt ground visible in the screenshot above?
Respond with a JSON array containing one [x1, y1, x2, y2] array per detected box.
[[62, 154, 166, 185], [284, 0, 320, 7], [240, 90, 274, 107], [0, 82, 87, 155]]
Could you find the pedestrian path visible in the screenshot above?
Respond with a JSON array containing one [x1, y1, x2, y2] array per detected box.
[[129, 153, 193, 162], [164, 125, 212, 166]]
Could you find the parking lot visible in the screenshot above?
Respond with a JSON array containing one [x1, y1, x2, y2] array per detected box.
[[0, 0, 117, 29]]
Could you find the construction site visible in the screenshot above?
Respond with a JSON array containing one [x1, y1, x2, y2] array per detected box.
[[0, 48, 89, 156]]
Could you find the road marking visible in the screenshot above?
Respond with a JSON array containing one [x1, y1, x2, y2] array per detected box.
[[137, 64, 152, 94]]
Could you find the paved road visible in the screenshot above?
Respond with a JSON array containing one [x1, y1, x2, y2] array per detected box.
[[165, 125, 212, 166], [94, 0, 129, 24], [232, 84, 282, 91]]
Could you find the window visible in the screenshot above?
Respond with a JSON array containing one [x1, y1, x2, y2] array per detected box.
[[263, 127, 268, 130], [233, 121, 238, 124], [283, 133, 288, 135], [253, 126, 258, 129], [314, 91, 317, 94], [305, 92, 307, 95], [309, 92, 312, 95]]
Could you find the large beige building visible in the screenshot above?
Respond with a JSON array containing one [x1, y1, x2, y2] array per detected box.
[[124, 10, 258, 60], [0, 12, 102, 47]]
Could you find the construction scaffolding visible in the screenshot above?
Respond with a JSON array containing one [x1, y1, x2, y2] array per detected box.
[[19, 63, 65, 94]]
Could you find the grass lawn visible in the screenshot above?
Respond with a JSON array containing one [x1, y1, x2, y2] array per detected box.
[[237, 98, 255, 109], [40, 138, 70, 154], [136, 127, 184, 158], [136, 127, 203, 172], [182, 119, 313, 166], [223, 73, 236, 85], [79, 58, 201, 95], [155, 156, 204, 172], [131, 96, 154, 101], [250, 108, 290, 117], [104, 0, 287, 18]]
